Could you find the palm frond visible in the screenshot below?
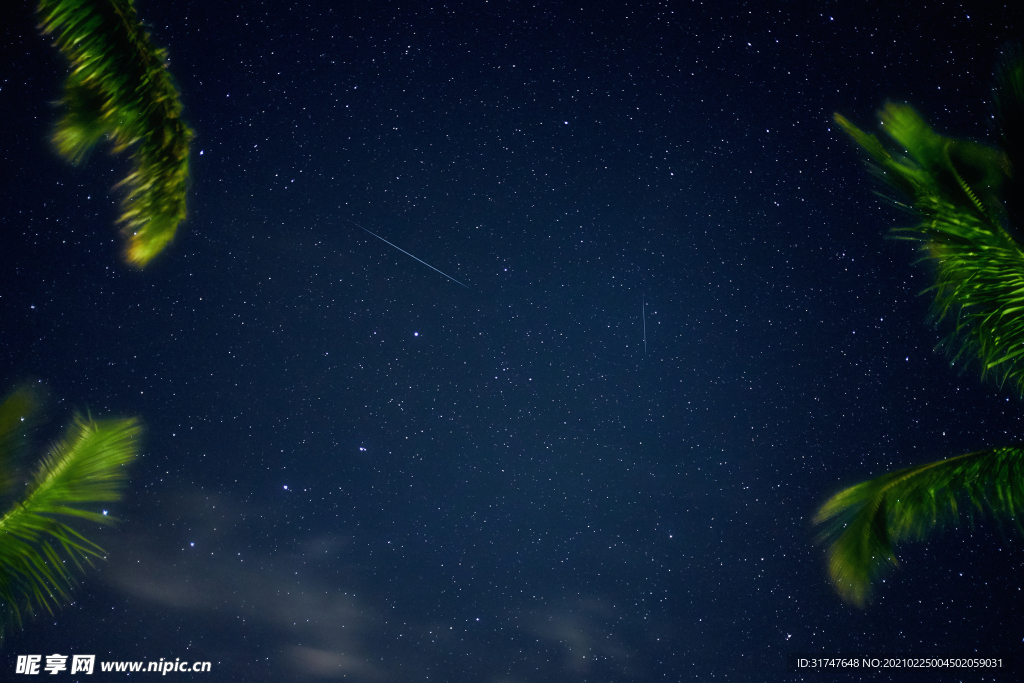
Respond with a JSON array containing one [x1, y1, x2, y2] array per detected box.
[[835, 105, 1007, 221], [834, 93, 1024, 394], [38, 0, 194, 267], [0, 414, 140, 636], [814, 446, 1024, 607], [925, 227, 1024, 393]]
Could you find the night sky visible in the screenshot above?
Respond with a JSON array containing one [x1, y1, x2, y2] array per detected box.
[[3, 1, 1024, 681]]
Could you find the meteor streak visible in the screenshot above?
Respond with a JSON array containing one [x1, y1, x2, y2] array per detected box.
[[643, 295, 647, 354], [353, 222, 471, 289]]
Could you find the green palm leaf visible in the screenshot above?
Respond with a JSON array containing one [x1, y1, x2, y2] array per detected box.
[[38, 0, 194, 267], [0, 413, 140, 637], [822, 53, 1024, 608], [834, 104, 1024, 394], [814, 446, 1024, 607]]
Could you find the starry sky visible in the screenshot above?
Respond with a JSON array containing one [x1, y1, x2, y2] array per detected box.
[[3, 1, 1024, 681]]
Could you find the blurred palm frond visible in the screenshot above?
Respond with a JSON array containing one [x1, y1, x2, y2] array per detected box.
[[38, 0, 193, 267]]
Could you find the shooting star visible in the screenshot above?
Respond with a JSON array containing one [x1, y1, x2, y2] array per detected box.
[[642, 296, 647, 354], [352, 222, 471, 289]]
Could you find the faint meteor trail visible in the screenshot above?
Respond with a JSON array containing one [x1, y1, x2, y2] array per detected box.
[[352, 222, 471, 289], [643, 296, 647, 354]]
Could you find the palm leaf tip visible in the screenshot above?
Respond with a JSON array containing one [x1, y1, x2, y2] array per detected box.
[[31, 415, 141, 510], [814, 483, 898, 608], [814, 447, 1024, 607]]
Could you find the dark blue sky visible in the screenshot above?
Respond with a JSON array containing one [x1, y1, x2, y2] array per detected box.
[[3, 1, 1024, 680]]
